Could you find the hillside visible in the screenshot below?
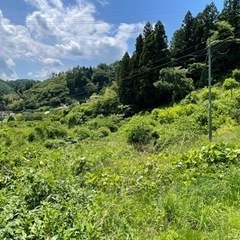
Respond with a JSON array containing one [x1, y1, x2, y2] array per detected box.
[[0, 80, 13, 94], [0, 63, 116, 111], [1, 83, 240, 239]]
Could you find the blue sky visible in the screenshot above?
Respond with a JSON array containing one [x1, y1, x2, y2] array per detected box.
[[0, 0, 223, 80]]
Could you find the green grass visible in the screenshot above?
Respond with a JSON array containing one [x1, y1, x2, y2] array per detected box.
[[1, 85, 240, 239]]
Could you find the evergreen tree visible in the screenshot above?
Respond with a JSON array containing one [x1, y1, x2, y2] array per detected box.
[[170, 11, 196, 67], [193, 3, 219, 58], [117, 52, 134, 105], [171, 5, 218, 67], [210, 20, 240, 79], [170, 28, 185, 64], [132, 34, 144, 70], [137, 21, 169, 109], [219, 0, 240, 37], [138, 22, 158, 107], [153, 21, 169, 66], [140, 22, 155, 68]]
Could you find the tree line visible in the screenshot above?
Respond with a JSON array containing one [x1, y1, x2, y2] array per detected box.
[[116, 0, 240, 111]]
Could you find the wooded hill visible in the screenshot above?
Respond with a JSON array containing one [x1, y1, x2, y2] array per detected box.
[[1, 0, 240, 114]]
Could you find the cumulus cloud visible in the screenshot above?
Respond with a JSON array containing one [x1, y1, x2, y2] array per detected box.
[[0, 0, 144, 79]]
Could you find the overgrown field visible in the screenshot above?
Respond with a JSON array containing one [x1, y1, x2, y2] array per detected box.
[[1, 86, 240, 239]]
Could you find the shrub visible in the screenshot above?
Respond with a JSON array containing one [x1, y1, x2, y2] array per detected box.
[[125, 116, 156, 145], [27, 132, 36, 142], [14, 113, 25, 121], [87, 115, 120, 132], [44, 139, 66, 149], [76, 127, 93, 140], [46, 125, 67, 139], [200, 87, 219, 101], [7, 115, 15, 122], [27, 122, 67, 142], [97, 126, 111, 137], [151, 104, 197, 124]]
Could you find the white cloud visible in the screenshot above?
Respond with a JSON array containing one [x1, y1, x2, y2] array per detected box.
[[39, 57, 63, 66], [0, 58, 17, 80], [0, 0, 144, 79], [27, 68, 55, 79], [96, 0, 109, 7]]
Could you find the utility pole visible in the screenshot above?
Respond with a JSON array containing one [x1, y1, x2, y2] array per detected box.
[[207, 38, 240, 141], [208, 41, 212, 141]]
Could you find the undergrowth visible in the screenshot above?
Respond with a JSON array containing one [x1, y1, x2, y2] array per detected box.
[[1, 85, 240, 239]]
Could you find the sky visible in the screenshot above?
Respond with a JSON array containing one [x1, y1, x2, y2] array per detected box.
[[0, 0, 223, 80]]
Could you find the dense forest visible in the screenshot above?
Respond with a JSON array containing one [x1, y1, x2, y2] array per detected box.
[[2, 1, 240, 239]]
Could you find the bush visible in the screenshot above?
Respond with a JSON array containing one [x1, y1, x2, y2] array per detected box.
[[76, 127, 93, 140], [8, 115, 15, 122], [14, 113, 25, 121], [151, 104, 197, 124], [27, 122, 67, 142], [125, 116, 156, 145], [87, 115, 121, 132], [97, 126, 111, 137], [44, 139, 66, 149]]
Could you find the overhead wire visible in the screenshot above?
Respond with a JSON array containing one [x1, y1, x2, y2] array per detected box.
[[96, 33, 240, 95], [67, 45, 209, 98]]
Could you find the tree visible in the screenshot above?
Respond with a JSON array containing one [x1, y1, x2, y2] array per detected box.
[[171, 4, 219, 68], [219, 0, 240, 37], [117, 52, 134, 105], [187, 62, 207, 88], [170, 11, 196, 67], [132, 34, 144, 70], [153, 21, 169, 66], [211, 20, 234, 42], [140, 22, 155, 67], [223, 77, 239, 97], [193, 3, 219, 58], [154, 67, 194, 103], [136, 21, 169, 109], [210, 20, 240, 79], [232, 69, 240, 82]]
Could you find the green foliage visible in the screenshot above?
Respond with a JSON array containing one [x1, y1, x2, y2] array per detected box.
[[2, 90, 240, 239], [0, 80, 13, 94], [154, 67, 194, 103], [232, 69, 240, 82], [44, 139, 66, 149], [116, 21, 169, 110], [219, 0, 240, 37], [180, 142, 240, 168], [3, 3, 240, 238], [124, 116, 158, 148], [97, 126, 111, 137], [211, 20, 234, 42], [87, 87, 120, 116], [28, 121, 67, 142], [75, 127, 94, 140], [223, 77, 239, 97], [152, 104, 197, 124], [187, 62, 207, 88]]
